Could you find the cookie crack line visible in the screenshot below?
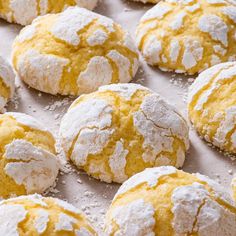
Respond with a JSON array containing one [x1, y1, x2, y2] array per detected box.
[[68, 124, 113, 161]]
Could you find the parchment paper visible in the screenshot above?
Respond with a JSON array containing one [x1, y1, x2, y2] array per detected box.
[[0, 0, 235, 231]]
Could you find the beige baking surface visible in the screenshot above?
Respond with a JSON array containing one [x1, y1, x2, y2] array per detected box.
[[0, 0, 235, 231]]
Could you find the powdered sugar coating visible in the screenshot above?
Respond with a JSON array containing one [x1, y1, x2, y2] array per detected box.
[[34, 209, 49, 234], [16, 25, 36, 43], [134, 93, 189, 164], [16, 49, 69, 95], [141, 5, 172, 22], [77, 57, 113, 94], [0, 113, 58, 198], [107, 199, 155, 236], [198, 14, 228, 47], [106, 167, 236, 236], [55, 213, 78, 231], [0, 194, 97, 235], [114, 166, 177, 199], [107, 50, 131, 83], [75, 228, 94, 236], [195, 173, 235, 205], [98, 83, 151, 100], [182, 38, 203, 70], [60, 98, 113, 156], [0, 0, 98, 26], [10, 0, 38, 25], [4, 139, 60, 194], [222, 6, 236, 23], [136, 0, 236, 74], [54, 198, 82, 215], [59, 84, 189, 183], [0, 56, 15, 111], [87, 30, 108, 46], [51, 8, 100, 46], [143, 35, 162, 65], [170, 12, 186, 30], [172, 183, 236, 235], [108, 140, 129, 183], [6, 112, 48, 132], [2, 194, 48, 207], [188, 61, 236, 153], [0, 204, 27, 236], [12, 7, 139, 96]]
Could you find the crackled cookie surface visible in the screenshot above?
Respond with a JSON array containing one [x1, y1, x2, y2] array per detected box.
[[105, 166, 236, 236], [0, 112, 60, 199], [0, 56, 15, 112], [0, 0, 98, 25], [59, 83, 189, 183], [0, 194, 97, 235], [12, 7, 139, 96], [188, 62, 236, 154], [136, 0, 236, 75]]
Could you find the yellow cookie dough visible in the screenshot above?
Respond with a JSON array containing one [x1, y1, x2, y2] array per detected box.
[[0, 112, 60, 199], [59, 83, 189, 183], [12, 7, 139, 96], [136, 0, 236, 75], [0, 56, 15, 112], [105, 166, 236, 236], [0, 0, 98, 25], [188, 62, 236, 154], [232, 175, 236, 202], [0, 194, 97, 235]]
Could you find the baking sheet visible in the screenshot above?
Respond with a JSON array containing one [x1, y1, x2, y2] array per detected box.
[[0, 0, 235, 231]]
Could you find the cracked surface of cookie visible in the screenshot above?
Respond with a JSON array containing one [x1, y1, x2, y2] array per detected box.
[[0, 194, 97, 235], [12, 7, 139, 96], [59, 83, 189, 183], [0, 0, 98, 25], [188, 62, 236, 154], [0, 56, 15, 112], [105, 166, 236, 236], [136, 0, 236, 75], [0, 112, 60, 199]]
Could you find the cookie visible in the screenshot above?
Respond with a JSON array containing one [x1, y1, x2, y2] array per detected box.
[[59, 83, 189, 183], [12, 7, 139, 95], [188, 62, 236, 154], [0, 194, 97, 235], [0, 56, 15, 112], [0, 112, 59, 199], [0, 0, 98, 25], [136, 0, 236, 74], [105, 166, 236, 236]]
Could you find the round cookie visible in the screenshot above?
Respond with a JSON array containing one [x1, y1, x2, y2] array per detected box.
[[232, 175, 236, 202], [59, 83, 189, 183], [0, 56, 15, 112], [0, 194, 97, 235], [0, 0, 98, 25], [12, 7, 139, 96], [0, 112, 60, 199], [136, 0, 236, 75], [188, 62, 236, 154], [105, 166, 236, 236]]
